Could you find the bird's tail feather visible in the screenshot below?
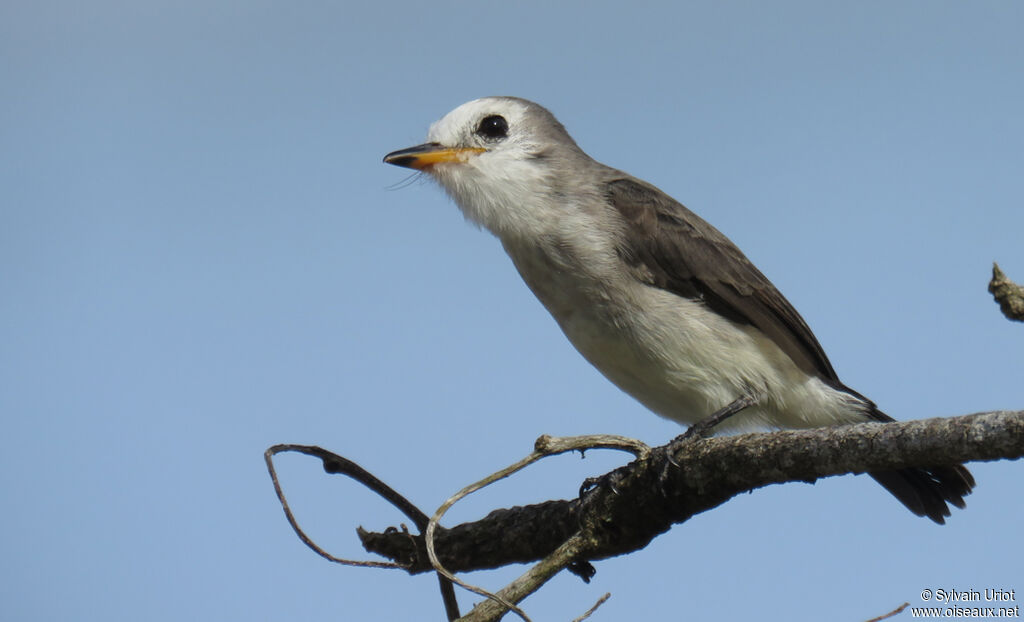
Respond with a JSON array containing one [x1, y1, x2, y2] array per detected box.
[[863, 406, 975, 524], [869, 465, 974, 524]]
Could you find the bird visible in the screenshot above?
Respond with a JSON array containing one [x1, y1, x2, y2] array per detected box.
[[383, 96, 974, 523]]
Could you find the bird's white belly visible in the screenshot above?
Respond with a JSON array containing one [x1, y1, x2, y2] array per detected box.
[[554, 282, 865, 430], [556, 287, 758, 425], [506, 241, 865, 431]]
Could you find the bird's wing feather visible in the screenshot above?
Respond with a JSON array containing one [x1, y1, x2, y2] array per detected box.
[[605, 176, 840, 383]]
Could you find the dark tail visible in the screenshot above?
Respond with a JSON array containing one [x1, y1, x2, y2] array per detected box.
[[866, 407, 975, 524]]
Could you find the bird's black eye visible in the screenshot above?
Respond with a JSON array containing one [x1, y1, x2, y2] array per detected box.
[[476, 115, 508, 140]]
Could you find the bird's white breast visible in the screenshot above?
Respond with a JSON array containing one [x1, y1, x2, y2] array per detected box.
[[503, 234, 867, 431]]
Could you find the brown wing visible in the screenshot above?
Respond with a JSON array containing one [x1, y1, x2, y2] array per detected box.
[[605, 176, 840, 383]]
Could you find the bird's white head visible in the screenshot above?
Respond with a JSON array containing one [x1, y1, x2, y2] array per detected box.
[[384, 96, 593, 238]]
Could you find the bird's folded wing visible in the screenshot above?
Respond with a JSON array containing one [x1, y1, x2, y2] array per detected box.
[[604, 176, 841, 384]]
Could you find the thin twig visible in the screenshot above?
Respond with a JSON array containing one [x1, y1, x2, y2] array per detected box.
[[426, 435, 652, 621], [572, 593, 611, 622], [459, 533, 593, 622], [865, 602, 909, 622], [533, 433, 650, 459], [264, 445, 405, 569], [428, 451, 544, 621], [265, 444, 461, 620]]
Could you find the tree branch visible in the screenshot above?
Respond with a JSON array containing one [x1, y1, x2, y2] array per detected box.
[[989, 263, 1024, 322], [264, 444, 462, 620], [360, 410, 1023, 573]]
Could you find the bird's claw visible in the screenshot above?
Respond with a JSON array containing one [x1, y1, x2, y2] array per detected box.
[[579, 471, 623, 497]]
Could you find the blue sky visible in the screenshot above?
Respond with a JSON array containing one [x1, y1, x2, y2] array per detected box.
[[2, 2, 1022, 620]]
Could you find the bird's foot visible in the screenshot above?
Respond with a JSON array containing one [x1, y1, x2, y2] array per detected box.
[[657, 394, 759, 493], [579, 465, 630, 498]]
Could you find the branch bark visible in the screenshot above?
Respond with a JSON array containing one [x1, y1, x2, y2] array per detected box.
[[360, 410, 1024, 574]]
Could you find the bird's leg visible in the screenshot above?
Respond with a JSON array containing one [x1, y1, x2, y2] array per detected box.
[[676, 393, 760, 443], [657, 393, 761, 494], [581, 393, 760, 498]]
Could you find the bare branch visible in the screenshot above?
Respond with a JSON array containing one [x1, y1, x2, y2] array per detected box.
[[459, 533, 593, 622], [865, 602, 909, 622], [362, 411, 1024, 573], [572, 593, 611, 622], [265, 444, 461, 620], [424, 434, 650, 621], [427, 451, 545, 621], [264, 444, 408, 569], [989, 262, 1024, 322]]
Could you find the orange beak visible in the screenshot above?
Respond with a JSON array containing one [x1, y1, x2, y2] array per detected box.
[[383, 143, 485, 170]]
